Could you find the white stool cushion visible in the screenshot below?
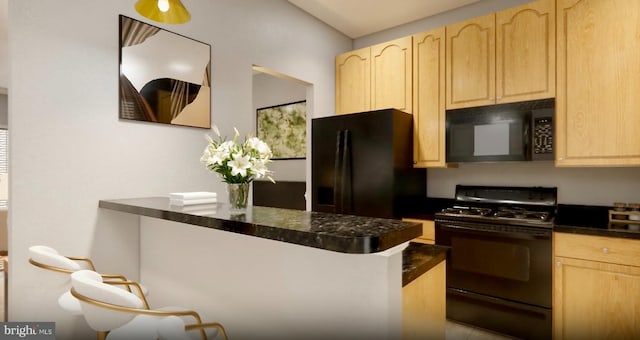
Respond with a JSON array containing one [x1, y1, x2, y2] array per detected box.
[[71, 270, 145, 331], [29, 245, 84, 315], [57, 291, 82, 315], [29, 245, 81, 271]]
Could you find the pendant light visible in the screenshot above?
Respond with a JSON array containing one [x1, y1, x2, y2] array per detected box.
[[135, 0, 191, 24]]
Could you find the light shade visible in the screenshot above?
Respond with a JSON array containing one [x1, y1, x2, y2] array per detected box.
[[135, 0, 191, 24]]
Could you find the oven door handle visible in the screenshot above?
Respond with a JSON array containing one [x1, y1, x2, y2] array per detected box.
[[437, 221, 551, 240]]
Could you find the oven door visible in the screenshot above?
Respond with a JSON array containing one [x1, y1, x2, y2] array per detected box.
[[435, 219, 551, 308]]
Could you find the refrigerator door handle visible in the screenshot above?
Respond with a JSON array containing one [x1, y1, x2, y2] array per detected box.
[[333, 130, 344, 213], [341, 129, 352, 214]]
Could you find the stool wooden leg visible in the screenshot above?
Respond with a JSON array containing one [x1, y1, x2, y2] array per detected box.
[[97, 331, 107, 340]]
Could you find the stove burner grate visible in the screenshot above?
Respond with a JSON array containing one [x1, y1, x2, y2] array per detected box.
[[492, 207, 550, 221], [439, 205, 554, 225], [442, 206, 492, 216]]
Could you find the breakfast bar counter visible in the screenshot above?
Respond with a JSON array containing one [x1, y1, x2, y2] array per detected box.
[[99, 197, 422, 253], [99, 197, 442, 339]]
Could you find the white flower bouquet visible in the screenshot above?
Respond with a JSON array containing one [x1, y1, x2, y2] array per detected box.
[[200, 126, 275, 184]]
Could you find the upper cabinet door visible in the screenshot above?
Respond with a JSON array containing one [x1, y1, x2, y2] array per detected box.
[[413, 28, 446, 168], [446, 13, 496, 109], [336, 47, 371, 115], [556, 0, 640, 166], [371, 36, 413, 113], [496, 0, 555, 104]]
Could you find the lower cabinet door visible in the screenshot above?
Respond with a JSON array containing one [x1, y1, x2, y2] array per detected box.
[[554, 256, 640, 339]]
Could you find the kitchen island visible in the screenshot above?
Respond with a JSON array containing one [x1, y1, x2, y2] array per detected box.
[[99, 197, 444, 339]]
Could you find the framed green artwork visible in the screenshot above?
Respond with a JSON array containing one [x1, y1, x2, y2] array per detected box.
[[256, 100, 306, 159]]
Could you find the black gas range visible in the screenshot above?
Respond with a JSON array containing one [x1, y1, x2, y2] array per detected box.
[[435, 185, 557, 340], [437, 185, 557, 226], [438, 203, 555, 228]]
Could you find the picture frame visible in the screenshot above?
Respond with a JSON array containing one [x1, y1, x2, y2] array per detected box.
[[118, 15, 211, 129], [256, 100, 307, 160]]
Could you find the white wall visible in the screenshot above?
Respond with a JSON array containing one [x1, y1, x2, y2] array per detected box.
[[355, 0, 640, 206], [8, 0, 350, 337], [428, 162, 640, 205], [252, 72, 307, 182], [0, 0, 7, 92]]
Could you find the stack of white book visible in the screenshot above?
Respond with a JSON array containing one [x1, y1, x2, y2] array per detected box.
[[169, 192, 217, 206]]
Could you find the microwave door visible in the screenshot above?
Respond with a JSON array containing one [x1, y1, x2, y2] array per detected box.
[[446, 111, 529, 163]]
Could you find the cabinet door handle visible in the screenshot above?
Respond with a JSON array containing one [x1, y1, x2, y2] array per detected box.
[[602, 247, 609, 254], [555, 260, 562, 267]]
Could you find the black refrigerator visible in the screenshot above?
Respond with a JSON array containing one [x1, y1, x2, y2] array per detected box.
[[311, 108, 426, 219]]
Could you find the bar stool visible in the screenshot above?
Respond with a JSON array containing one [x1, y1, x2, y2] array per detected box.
[[28, 245, 148, 315], [70, 270, 226, 340]]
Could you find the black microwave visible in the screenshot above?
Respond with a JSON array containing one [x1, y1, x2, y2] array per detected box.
[[445, 99, 555, 163]]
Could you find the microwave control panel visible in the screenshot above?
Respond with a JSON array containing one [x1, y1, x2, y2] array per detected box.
[[532, 109, 555, 160], [533, 117, 553, 153]]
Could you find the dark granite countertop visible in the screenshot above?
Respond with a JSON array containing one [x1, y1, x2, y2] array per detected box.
[[402, 242, 448, 287], [99, 197, 422, 254], [555, 204, 640, 240]]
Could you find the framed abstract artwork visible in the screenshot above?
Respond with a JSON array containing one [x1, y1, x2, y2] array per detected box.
[[119, 15, 211, 129], [257, 100, 306, 160]]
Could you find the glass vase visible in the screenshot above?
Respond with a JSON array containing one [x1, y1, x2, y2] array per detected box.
[[227, 182, 249, 214]]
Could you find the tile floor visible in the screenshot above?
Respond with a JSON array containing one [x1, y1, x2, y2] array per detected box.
[[446, 320, 516, 340]]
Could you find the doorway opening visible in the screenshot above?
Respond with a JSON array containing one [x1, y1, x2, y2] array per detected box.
[[251, 65, 313, 210]]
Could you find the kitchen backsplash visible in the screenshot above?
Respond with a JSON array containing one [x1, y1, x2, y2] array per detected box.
[[427, 161, 640, 206]]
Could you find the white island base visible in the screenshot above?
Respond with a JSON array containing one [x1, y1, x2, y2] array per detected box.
[[139, 217, 407, 340]]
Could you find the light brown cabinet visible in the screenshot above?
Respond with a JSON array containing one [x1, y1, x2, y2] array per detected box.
[[335, 0, 640, 168], [402, 218, 435, 244], [371, 36, 413, 114], [555, 0, 640, 166], [335, 47, 370, 115], [335, 36, 412, 115], [446, 13, 495, 109], [446, 0, 555, 109], [402, 261, 446, 340], [496, 0, 555, 103], [412, 28, 447, 168], [553, 232, 640, 339], [399, 222, 445, 339]]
